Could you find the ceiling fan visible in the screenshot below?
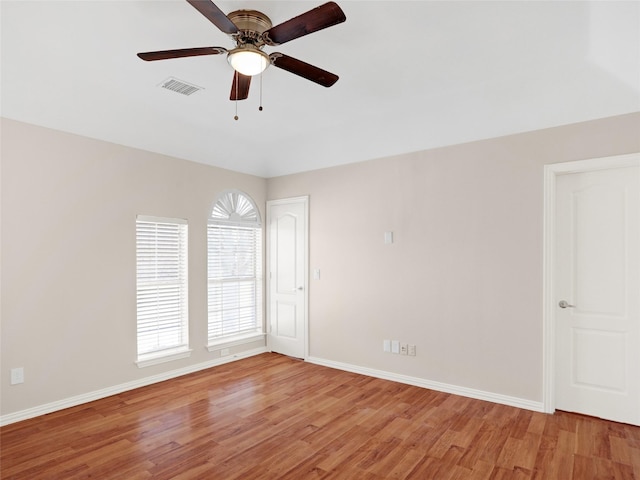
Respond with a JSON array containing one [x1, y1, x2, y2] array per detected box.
[[137, 0, 346, 102]]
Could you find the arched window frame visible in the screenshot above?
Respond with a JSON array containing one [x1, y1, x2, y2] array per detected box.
[[207, 190, 264, 349]]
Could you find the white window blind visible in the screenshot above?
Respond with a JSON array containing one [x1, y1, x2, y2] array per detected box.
[[136, 216, 189, 362], [207, 190, 262, 344], [208, 224, 262, 341]]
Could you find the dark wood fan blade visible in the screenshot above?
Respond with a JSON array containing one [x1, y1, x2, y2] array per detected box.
[[270, 53, 338, 87], [186, 0, 238, 34], [137, 46, 226, 61], [230, 72, 251, 100], [263, 2, 346, 46]]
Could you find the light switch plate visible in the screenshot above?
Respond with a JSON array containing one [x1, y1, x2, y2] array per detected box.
[[11, 367, 24, 385]]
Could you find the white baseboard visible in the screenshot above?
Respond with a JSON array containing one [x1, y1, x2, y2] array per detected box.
[[306, 356, 545, 413], [2, 349, 543, 427], [0, 347, 268, 427]]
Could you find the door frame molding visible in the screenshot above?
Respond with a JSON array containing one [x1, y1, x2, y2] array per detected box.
[[542, 153, 640, 414], [265, 196, 310, 359]]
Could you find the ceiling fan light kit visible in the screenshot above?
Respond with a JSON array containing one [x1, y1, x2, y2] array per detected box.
[[227, 46, 270, 76], [137, 0, 346, 114]]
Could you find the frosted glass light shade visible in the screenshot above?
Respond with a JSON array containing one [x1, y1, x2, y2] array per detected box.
[[227, 48, 269, 76]]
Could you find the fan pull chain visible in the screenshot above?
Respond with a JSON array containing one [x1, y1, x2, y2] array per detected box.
[[234, 71, 239, 121], [259, 71, 263, 112]]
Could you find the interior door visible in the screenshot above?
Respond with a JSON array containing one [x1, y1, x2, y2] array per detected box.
[[555, 163, 639, 425], [267, 197, 308, 359]]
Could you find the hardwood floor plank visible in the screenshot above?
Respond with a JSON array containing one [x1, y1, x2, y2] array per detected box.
[[489, 465, 531, 480], [533, 451, 574, 480], [362, 440, 415, 477], [357, 436, 404, 472], [457, 422, 498, 469], [279, 453, 331, 479], [495, 435, 521, 470], [2, 353, 640, 480], [610, 434, 635, 466], [512, 431, 542, 471], [465, 459, 495, 480], [526, 410, 547, 436], [378, 448, 423, 479], [314, 424, 374, 472], [246, 440, 318, 479]]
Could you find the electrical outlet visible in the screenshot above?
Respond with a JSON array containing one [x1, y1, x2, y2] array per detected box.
[[220, 348, 230, 356], [408, 344, 416, 356], [10, 367, 24, 385], [391, 340, 400, 354], [400, 343, 408, 355]]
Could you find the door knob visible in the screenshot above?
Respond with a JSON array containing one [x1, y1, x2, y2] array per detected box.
[[558, 300, 576, 309]]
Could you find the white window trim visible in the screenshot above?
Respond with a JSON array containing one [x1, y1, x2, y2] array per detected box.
[[137, 215, 188, 225], [206, 332, 266, 352], [136, 348, 193, 368]]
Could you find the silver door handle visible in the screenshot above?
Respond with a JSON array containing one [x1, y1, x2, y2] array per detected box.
[[292, 286, 303, 291], [558, 300, 576, 309]]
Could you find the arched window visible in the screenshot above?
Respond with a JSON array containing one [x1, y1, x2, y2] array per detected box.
[[207, 190, 263, 345]]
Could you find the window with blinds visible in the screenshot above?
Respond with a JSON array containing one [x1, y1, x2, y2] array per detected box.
[[208, 191, 262, 344], [136, 215, 189, 364]]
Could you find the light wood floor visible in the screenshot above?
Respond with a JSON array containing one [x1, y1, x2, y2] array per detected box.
[[1, 353, 639, 479]]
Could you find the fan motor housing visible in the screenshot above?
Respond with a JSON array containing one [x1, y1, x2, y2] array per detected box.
[[228, 10, 272, 35]]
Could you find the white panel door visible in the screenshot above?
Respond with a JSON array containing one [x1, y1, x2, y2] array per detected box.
[[555, 164, 639, 425], [267, 197, 308, 359]]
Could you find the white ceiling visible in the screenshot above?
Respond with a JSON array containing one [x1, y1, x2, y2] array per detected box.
[[2, 1, 639, 177]]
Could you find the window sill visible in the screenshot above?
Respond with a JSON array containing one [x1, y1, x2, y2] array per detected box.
[[207, 332, 266, 352], [136, 348, 193, 368]]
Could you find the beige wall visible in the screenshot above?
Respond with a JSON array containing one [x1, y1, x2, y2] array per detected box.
[[1, 118, 266, 416], [267, 112, 640, 402], [2, 113, 639, 419]]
